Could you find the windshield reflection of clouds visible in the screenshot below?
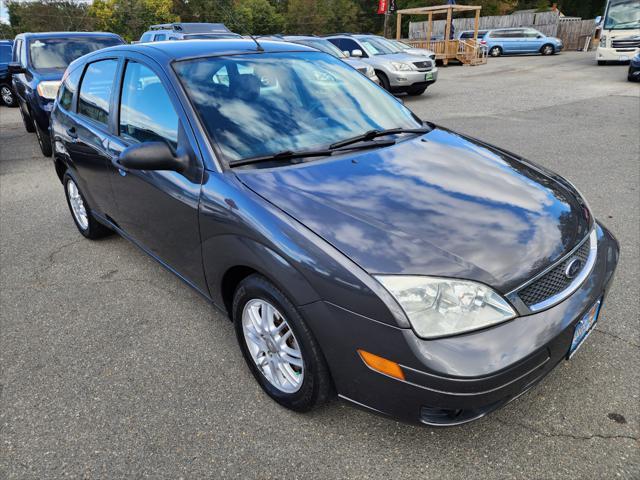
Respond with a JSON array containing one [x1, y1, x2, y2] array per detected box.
[[175, 52, 420, 161], [240, 129, 578, 288]]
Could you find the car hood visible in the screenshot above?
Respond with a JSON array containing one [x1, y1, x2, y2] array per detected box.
[[236, 127, 591, 293], [33, 68, 65, 80], [405, 48, 435, 56], [370, 52, 421, 64]]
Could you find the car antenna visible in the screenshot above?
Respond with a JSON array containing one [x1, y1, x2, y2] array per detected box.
[[248, 34, 264, 52]]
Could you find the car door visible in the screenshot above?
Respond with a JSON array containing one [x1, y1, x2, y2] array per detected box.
[[106, 55, 207, 292], [522, 29, 541, 53], [11, 39, 27, 104], [65, 57, 120, 215], [505, 30, 524, 53]]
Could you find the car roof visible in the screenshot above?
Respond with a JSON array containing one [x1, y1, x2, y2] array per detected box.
[[16, 31, 122, 40], [92, 39, 317, 62]]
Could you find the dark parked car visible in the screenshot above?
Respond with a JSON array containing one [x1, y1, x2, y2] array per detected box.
[[10, 32, 124, 156], [50, 39, 619, 426], [629, 52, 640, 81], [0, 40, 17, 107]]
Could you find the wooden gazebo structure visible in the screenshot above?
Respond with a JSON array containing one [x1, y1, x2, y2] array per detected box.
[[395, 4, 486, 66]]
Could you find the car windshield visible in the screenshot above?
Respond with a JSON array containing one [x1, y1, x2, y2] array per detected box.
[[604, 0, 640, 29], [29, 37, 122, 70], [174, 51, 421, 165], [376, 38, 405, 53], [295, 39, 347, 58], [359, 37, 396, 56]]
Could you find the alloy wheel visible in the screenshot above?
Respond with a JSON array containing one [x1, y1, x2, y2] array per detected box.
[[1, 86, 13, 105], [241, 298, 304, 393], [66, 179, 89, 231]]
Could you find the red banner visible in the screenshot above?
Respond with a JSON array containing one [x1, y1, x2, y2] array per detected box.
[[377, 0, 388, 14]]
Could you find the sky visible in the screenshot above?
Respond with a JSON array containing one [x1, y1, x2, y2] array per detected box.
[[1, 0, 8, 25]]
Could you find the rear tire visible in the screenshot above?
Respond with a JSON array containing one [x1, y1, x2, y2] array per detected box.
[[376, 71, 391, 91], [0, 84, 17, 107], [19, 104, 35, 132], [233, 274, 332, 412], [598, 60, 606, 65], [63, 172, 112, 239], [34, 119, 52, 157], [489, 46, 502, 57]]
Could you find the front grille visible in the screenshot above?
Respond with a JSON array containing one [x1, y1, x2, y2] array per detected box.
[[413, 61, 433, 71], [612, 38, 640, 49], [518, 238, 591, 307]]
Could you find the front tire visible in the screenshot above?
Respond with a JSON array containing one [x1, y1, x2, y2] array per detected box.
[[19, 103, 35, 132], [540, 44, 555, 55], [0, 84, 17, 107], [489, 46, 502, 57], [233, 274, 331, 412], [598, 60, 606, 66], [376, 71, 391, 91], [34, 119, 52, 157], [63, 172, 112, 239]]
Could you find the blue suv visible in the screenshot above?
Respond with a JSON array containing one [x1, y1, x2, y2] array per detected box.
[[9, 32, 123, 156], [484, 28, 563, 57]]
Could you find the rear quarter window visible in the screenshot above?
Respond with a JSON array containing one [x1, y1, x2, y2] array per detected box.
[[58, 66, 83, 111]]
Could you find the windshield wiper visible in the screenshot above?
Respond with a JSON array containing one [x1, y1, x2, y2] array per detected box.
[[329, 127, 431, 149], [229, 139, 398, 167]]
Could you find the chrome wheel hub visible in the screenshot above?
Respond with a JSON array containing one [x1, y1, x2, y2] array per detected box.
[[66, 179, 89, 230], [1, 86, 12, 105], [242, 299, 304, 393]]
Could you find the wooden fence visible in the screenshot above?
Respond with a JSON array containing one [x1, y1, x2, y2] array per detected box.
[[408, 11, 596, 50]]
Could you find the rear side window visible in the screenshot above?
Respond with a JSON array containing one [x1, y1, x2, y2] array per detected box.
[[154, 34, 167, 42], [119, 61, 178, 147], [58, 66, 83, 111], [78, 59, 118, 126]]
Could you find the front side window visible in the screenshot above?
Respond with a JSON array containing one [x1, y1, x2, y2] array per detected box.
[[174, 51, 421, 164], [119, 61, 178, 147], [154, 34, 167, 42], [140, 33, 153, 42], [29, 37, 122, 70], [78, 59, 118, 125]]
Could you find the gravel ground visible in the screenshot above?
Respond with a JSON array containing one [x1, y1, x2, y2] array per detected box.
[[1, 51, 639, 479]]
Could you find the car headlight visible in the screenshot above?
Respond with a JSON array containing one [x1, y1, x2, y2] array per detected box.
[[391, 62, 413, 71], [37, 80, 62, 100], [375, 275, 516, 338], [599, 35, 607, 47]]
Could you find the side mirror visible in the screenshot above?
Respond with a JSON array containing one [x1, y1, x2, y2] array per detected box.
[[537, 34, 543, 38], [8, 63, 25, 75], [351, 49, 363, 58], [118, 141, 187, 173], [595, 16, 602, 25]]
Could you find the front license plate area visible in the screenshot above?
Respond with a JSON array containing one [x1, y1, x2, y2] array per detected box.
[[568, 299, 602, 359], [619, 55, 630, 61], [425, 72, 433, 81]]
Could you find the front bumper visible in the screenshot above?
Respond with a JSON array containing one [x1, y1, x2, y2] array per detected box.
[[301, 223, 619, 426], [389, 68, 438, 90], [597, 46, 639, 61]]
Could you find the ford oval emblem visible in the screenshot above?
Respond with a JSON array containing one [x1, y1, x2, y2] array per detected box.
[[564, 258, 583, 279]]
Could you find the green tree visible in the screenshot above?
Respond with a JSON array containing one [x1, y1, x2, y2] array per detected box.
[[89, 0, 177, 42], [233, 0, 284, 34], [7, 0, 96, 33]]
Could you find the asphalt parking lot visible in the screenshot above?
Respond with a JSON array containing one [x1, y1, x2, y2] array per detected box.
[[1, 51, 638, 479]]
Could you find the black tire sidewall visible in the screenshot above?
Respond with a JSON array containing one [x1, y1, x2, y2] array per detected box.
[[376, 71, 391, 91], [62, 171, 111, 239], [232, 275, 330, 412], [20, 104, 35, 132], [34, 120, 52, 157], [490, 47, 501, 57], [541, 44, 554, 55]]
